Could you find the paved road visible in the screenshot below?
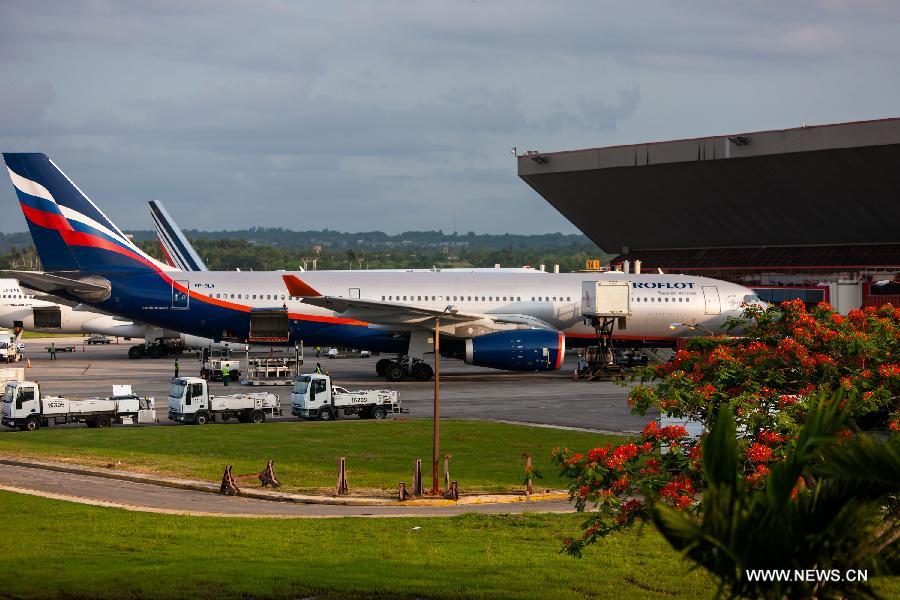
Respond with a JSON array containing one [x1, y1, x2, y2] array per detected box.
[[0, 463, 573, 518], [8, 337, 652, 432]]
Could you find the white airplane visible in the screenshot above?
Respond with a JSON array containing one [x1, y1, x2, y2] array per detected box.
[[2, 153, 762, 380]]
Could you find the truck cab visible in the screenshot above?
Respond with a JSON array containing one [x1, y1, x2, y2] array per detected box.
[[168, 377, 208, 423], [291, 374, 331, 419], [1, 381, 40, 428]]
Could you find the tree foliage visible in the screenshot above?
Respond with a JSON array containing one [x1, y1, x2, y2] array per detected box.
[[554, 300, 899, 557]]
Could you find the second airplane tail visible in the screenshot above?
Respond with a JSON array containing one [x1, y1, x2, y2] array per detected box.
[[3, 153, 168, 274]]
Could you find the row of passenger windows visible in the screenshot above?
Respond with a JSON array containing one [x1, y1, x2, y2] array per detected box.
[[207, 293, 296, 301], [634, 296, 691, 303], [1, 294, 33, 299], [382, 295, 573, 303]]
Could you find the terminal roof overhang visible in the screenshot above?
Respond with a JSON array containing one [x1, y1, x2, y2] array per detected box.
[[518, 118, 900, 253]]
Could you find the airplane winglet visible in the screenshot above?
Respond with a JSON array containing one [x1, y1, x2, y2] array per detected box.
[[282, 274, 322, 297]]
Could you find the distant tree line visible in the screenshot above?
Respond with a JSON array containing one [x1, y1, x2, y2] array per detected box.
[[0, 229, 613, 273]]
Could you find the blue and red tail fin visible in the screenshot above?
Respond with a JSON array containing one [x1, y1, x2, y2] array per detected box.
[[3, 153, 168, 274]]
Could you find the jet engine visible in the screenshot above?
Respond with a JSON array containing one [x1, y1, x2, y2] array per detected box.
[[464, 329, 565, 372]]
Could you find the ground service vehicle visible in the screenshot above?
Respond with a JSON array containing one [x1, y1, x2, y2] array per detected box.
[[200, 348, 241, 381], [0, 330, 22, 363], [168, 377, 280, 424], [291, 373, 400, 421], [1, 382, 155, 431], [85, 334, 112, 345]]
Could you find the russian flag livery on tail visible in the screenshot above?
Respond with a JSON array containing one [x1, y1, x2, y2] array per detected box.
[[4, 153, 171, 274], [2, 153, 762, 381]]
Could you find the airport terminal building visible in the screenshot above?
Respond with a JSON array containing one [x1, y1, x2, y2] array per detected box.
[[518, 118, 900, 312]]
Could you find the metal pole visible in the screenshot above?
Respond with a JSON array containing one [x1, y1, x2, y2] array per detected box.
[[432, 317, 440, 494]]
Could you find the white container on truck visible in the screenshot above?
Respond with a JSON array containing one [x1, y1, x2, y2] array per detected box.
[[167, 377, 280, 424], [1, 382, 155, 431], [290, 373, 400, 421]]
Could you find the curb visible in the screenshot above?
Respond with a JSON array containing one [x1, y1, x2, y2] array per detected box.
[[0, 458, 568, 506]]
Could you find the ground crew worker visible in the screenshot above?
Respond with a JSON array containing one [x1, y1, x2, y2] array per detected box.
[[49, 342, 56, 360], [222, 364, 230, 386], [174, 358, 180, 379], [315, 362, 323, 374], [315, 346, 321, 358]]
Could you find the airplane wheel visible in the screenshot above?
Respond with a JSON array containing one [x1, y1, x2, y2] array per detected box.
[[411, 362, 433, 381], [148, 345, 166, 359], [385, 363, 405, 382], [375, 358, 391, 376], [128, 345, 146, 359]]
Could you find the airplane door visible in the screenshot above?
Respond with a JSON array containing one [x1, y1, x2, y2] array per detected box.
[[349, 288, 360, 299], [702, 286, 721, 315], [172, 280, 190, 310]]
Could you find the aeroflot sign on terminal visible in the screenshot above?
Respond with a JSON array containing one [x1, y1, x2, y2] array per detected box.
[[631, 282, 696, 289]]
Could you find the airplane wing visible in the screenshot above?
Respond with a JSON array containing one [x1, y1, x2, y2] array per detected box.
[[282, 274, 558, 331], [3, 270, 110, 297]]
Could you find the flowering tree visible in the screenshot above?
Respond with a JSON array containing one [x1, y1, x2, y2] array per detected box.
[[554, 301, 899, 555]]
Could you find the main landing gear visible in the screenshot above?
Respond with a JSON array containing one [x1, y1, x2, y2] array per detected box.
[[375, 356, 433, 382]]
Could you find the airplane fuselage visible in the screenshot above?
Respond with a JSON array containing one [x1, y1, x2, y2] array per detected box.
[[89, 269, 754, 351]]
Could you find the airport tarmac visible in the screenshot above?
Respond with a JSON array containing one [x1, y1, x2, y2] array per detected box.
[[6, 337, 651, 433]]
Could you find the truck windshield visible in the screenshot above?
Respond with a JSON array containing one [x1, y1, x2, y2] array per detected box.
[[170, 382, 186, 398], [292, 376, 311, 395], [2, 386, 12, 404]]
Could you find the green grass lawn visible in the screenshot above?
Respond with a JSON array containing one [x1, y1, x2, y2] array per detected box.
[[0, 489, 719, 599], [19, 331, 84, 339], [0, 419, 624, 494]]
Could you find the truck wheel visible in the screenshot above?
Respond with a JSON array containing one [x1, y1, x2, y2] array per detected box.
[[385, 363, 405, 382], [194, 413, 209, 425], [318, 408, 333, 421], [128, 345, 146, 359], [96, 416, 112, 428], [375, 358, 391, 376], [250, 410, 265, 424], [373, 407, 387, 420], [411, 362, 433, 381], [24, 417, 40, 431]]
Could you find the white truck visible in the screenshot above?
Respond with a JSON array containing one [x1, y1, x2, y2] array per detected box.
[[290, 373, 400, 421], [0, 330, 22, 364], [200, 348, 241, 382], [1, 382, 155, 431], [167, 377, 281, 425]]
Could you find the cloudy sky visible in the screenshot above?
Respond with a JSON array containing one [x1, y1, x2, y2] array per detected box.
[[1, 1, 898, 234]]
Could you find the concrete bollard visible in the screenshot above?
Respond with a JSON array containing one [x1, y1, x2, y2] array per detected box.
[[523, 453, 533, 498], [412, 459, 422, 496], [335, 457, 349, 496], [445, 480, 459, 501], [443, 454, 451, 491]]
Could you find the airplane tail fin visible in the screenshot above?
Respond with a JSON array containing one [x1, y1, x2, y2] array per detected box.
[[149, 200, 208, 272], [3, 153, 167, 274]]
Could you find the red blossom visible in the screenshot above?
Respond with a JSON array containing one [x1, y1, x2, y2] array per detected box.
[[747, 442, 773, 463], [640, 459, 661, 476], [612, 475, 630, 493], [757, 431, 787, 445], [587, 446, 610, 463]]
